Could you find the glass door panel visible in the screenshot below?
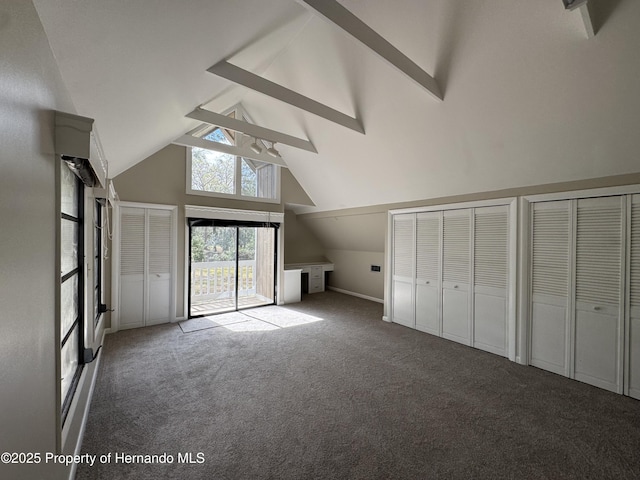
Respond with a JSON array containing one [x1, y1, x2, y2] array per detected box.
[[190, 226, 237, 316], [237, 227, 275, 310]]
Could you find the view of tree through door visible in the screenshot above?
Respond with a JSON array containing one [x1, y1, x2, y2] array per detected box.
[[189, 221, 276, 317]]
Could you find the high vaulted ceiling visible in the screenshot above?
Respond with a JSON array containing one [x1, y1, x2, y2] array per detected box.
[[34, 0, 640, 213]]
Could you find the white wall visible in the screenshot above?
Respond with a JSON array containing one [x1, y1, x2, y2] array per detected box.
[[0, 2, 97, 478]]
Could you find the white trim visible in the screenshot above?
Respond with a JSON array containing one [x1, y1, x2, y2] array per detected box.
[[328, 286, 384, 303], [184, 205, 284, 223], [524, 184, 640, 203], [517, 197, 531, 365], [390, 197, 515, 215], [507, 197, 518, 362], [67, 328, 106, 480]]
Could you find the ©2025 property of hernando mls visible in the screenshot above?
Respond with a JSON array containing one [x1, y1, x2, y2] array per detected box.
[[2, 0, 640, 479]]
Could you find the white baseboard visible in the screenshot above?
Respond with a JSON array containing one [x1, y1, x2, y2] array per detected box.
[[69, 329, 106, 480], [327, 286, 384, 304], [382, 315, 390, 322]]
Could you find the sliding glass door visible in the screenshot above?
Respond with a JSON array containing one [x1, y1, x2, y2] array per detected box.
[[189, 221, 276, 317]]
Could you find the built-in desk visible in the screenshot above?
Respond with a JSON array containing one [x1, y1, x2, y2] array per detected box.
[[284, 262, 334, 294]]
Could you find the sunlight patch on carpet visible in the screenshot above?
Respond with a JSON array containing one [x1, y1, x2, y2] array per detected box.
[[179, 306, 324, 333]]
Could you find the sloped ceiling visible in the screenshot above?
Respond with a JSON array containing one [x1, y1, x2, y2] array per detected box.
[[34, 0, 640, 214]]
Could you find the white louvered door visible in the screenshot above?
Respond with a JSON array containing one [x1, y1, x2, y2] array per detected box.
[[628, 195, 640, 399], [473, 206, 509, 356], [415, 212, 442, 335], [530, 201, 571, 376], [442, 209, 471, 345], [574, 196, 624, 393], [147, 209, 173, 325], [392, 214, 415, 328], [120, 207, 146, 329], [118, 205, 175, 330]]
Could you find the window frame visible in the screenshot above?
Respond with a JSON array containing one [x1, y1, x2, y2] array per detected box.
[[185, 106, 281, 204], [59, 159, 85, 425]]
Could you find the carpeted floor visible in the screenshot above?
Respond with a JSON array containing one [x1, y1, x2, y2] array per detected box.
[[77, 291, 640, 479]]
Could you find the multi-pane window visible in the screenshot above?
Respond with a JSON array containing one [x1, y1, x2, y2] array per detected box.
[[94, 199, 104, 326], [187, 107, 279, 202], [60, 160, 83, 422]]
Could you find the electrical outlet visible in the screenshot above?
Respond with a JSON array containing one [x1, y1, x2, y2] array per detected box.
[[371, 265, 381, 272]]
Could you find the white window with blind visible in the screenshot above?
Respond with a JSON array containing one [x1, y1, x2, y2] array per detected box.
[[387, 198, 517, 360]]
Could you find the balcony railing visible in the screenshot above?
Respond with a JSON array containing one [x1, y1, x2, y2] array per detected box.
[[191, 260, 256, 301]]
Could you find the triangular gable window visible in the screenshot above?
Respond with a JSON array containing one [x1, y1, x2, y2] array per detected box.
[[187, 105, 280, 203]]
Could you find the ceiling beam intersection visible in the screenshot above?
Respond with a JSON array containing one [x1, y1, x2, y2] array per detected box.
[[172, 134, 288, 168], [298, 0, 443, 101], [207, 61, 365, 135], [187, 107, 317, 153]]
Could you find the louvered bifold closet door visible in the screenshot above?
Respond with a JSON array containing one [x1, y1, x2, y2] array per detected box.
[[442, 209, 471, 345], [530, 201, 571, 376], [629, 195, 640, 399], [392, 214, 415, 328], [147, 209, 173, 325], [119, 207, 146, 329], [415, 212, 441, 335], [473, 205, 508, 356], [574, 196, 624, 393]]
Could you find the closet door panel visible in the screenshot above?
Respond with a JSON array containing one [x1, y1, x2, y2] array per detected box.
[[574, 196, 623, 393], [119, 207, 145, 329], [416, 285, 439, 335], [442, 210, 471, 345], [575, 309, 619, 391], [392, 214, 415, 328], [415, 212, 441, 335], [147, 209, 173, 325], [442, 287, 469, 342], [474, 206, 509, 356], [474, 289, 507, 356], [628, 195, 640, 399], [530, 300, 568, 374], [530, 201, 571, 376]]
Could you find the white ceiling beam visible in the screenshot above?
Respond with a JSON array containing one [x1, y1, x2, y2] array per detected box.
[[187, 107, 317, 153], [207, 61, 365, 134], [172, 134, 288, 168], [563, 0, 594, 38], [298, 0, 443, 101], [577, 3, 595, 38]]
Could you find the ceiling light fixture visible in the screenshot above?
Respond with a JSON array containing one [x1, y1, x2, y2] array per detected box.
[[249, 137, 262, 154], [267, 142, 280, 158]]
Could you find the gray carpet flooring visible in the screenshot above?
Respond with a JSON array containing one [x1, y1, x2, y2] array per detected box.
[[77, 291, 640, 479]]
